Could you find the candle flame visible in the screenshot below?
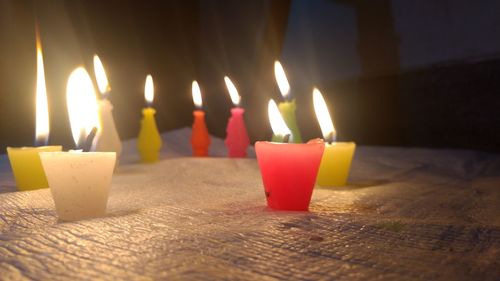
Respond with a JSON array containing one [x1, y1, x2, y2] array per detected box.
[[274, 61, 290, 99], [145, 75, 154, 105], [192, 80, 203, 109], [93, 55, 110, 96], [224, 76, 240, 106], [313, 88, 336, 142], [268, 99, 291, 139], [35, 27, 49, 145], [66, 67, 101, 147]]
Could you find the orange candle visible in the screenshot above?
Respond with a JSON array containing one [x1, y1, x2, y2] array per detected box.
[[190, 81, 211, 156]]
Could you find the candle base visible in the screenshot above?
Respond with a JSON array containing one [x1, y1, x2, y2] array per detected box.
[[7, 146, 62, 191], [40, 151, 116, 221]]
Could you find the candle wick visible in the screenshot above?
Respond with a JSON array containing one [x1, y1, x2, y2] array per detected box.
[[283, 134, 291, 143], [34, 136, 48, 147], [82, 127, 98, 152]]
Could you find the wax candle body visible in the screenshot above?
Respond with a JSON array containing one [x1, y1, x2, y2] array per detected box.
[[7, 146, 62, 191], [316, 142, 356, 187], [225, 107, 250, 157], [137, 108, 162, 163], [96, 99, 122, 163], [255, 140, 324, 211], [40, 151, 116, 221], [191, 110, 211, 156], [271, 99, 302, 143]]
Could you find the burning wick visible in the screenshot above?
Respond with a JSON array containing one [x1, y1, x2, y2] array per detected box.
[[282, 134, 291, 143], [78, 127, 98, 152]]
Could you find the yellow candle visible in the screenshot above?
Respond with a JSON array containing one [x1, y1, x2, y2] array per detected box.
[[316, 142, 355, 186], [313, 88, 356, 186], [7, 146, 62, 191], [137, 75, 162, 163], [6, 29, 62, 191]]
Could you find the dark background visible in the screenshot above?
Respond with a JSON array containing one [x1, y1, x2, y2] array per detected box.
[[0, 0, 498, 152]]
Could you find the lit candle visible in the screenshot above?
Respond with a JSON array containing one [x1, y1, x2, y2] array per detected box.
[[272, 61, 302, 143], [137, 75, 162, 163], [7, 28, 62, 191], [40, 67, 116, 221], [313, 88, 356, 186], [93, 55, 123, 165], [191, 81, 211, 156], [255, 100, 324, 211], [224, 76, 250, 157]]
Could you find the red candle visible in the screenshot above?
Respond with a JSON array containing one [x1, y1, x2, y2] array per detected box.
[[255, 100, 325, 211], [224, 76, 250, 157], [191, 81, 211, 156]]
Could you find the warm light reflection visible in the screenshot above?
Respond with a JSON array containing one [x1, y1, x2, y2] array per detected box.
[[274, 61, 290, 99], [268, 99, 291, 139], [35, 27, 49, 144], [145, 75, 154, 106], [192, 80, 203, 109], [93, 55, 110, 95], [66, 67, 101, 146], [224, 76, 240, 106], [313, 88, 336, 142]]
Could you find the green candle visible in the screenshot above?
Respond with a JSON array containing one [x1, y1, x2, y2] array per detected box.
[[272, 61, 303, 143], [271, 99, 302, 143]]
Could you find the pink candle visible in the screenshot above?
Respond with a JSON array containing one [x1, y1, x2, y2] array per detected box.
[[255, 100, 325, 211], [224, 76, 250, 157]]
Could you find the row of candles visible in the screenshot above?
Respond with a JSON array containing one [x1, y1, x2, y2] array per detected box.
[[7, 31, 355, 220]]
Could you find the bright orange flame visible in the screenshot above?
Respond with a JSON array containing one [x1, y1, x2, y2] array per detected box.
[[35, 26, 49, 144], [313, 88, 336, 141], [66, 67, 101, 146], [144, 75, 154, 104], [192, 80, 203, 108], [93, 55, 110, 95], [274, 61, 290, 99], [268, 99, 291, 139], [224, 76, 240, 106]]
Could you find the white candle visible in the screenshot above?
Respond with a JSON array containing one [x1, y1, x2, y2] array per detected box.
[[40, 67, 116, 221], [93, 55, 122, 165]]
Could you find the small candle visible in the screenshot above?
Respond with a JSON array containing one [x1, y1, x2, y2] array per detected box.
[[93, 55, 123, 164], [313, 88, 356, 187], [224, 76, 250, 157], [272, 61, 302, 143], [137, 75, 162, 163], [40, 67, 115, 221], [255, 100, 324, 211], [7, 28, 61, 191], [191, 81, 211, 157]]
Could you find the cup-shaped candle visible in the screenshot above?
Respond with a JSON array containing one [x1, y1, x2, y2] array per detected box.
[[7, 28, 62, 191], [137, 75, 162, 163], [313, 88, 356, 187], [255, 100, 324, 211], [272, 61, 302, 143], [224, 76, 250, 157], [191, 81, 211, 156], [40, 67, 116, 221], [93, 55, 123, 165]]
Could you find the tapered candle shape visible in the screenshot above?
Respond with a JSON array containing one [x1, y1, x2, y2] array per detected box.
[[255, 100, 324, 211], [94, 55, 122, 164], [272, 61, 302, 143], [224, 76, 250, 157], [137, 75, 162, 163], [191, 81, 211, 156], [313, 88, 356, 186], [7, 28, 62, 191], [40, 67, 115, 221]]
